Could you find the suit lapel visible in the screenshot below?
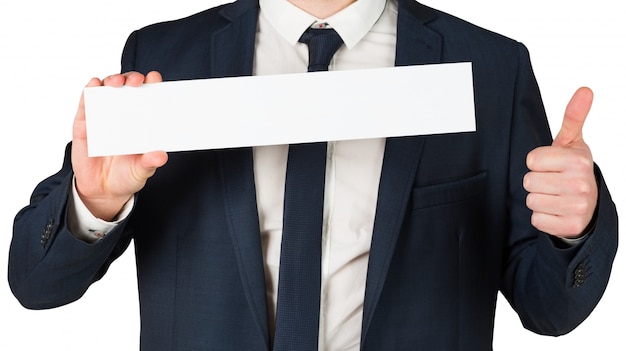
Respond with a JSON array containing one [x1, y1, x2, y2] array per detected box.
[[361, 0, 442, 342], [394, 0, 441, 67], [214, 1, 270, 348], [211, 0, 258, 78], [220, 148, 269, 348]]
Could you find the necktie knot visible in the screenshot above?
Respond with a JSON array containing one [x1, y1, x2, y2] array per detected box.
[[299, 27, 344, 72]]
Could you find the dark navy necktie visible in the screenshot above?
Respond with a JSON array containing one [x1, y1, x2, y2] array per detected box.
[[272, 27, 343, 351]]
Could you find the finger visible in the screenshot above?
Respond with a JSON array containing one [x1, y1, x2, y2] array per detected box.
[[101, 73, 126, 87], [525, 171, 594, 204], [526, 191, 593, 217], [145, 71, 163, 84], [102, 71, 146, 87], [77, 77, 103, 112], [123, 71, 147, 86], [526, 145, 592, 172], [552, 87, 593, 147], [74, 77, 103, 137], [529, 211, 590, 238], [523, 171, 564, 195]]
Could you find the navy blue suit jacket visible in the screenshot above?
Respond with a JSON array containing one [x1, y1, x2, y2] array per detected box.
[[9, 0, 618, 350]]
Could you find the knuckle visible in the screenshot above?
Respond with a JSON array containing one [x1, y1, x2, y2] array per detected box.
[[572, 178, 591, 195], [526, 152, 535, 169], [571, 153, 593, 171], [525, 193, 535, 209], [564, 220, 586, 237], [571, 199, 591, 216], [530, 212, 541, 228], [523, 173, 532, 191]]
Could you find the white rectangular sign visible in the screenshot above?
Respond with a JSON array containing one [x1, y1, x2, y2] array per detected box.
[[83, 62, 476, 157]]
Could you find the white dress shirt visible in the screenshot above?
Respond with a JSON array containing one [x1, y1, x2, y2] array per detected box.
[[69, 0, 398, 349], [254, 1, 396, 349]]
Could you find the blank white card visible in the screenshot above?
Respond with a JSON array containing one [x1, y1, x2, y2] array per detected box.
[[83, 62, 475, 157]]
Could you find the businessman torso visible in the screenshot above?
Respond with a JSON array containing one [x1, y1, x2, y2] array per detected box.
[[121, 0, 542, 348]]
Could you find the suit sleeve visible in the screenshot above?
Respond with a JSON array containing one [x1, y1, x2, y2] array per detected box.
[[9, 137, 134, 307], [499, 43, 619, 336], [8, 29, 148, 309], [121, 30, 139, 74]]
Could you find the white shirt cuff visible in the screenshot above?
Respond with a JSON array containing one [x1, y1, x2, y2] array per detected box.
[[558, 234, 588, 248], [67, 176, 134, 243]]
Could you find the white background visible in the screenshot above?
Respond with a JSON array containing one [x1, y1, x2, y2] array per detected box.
[[1, 1, 623, 349]]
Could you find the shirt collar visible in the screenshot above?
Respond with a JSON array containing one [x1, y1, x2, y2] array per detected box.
[[259, 0, 387, 49]]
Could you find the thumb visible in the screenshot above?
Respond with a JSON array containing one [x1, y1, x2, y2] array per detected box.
[[134, 151, 169, 181], [552, 87, 593, 147]]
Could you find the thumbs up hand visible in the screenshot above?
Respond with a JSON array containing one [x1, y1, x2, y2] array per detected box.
[[523, 87, 598, 238]]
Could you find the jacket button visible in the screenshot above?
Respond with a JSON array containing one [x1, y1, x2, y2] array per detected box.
[[573, 262, 587, 288], [41, 218, 54, 247]]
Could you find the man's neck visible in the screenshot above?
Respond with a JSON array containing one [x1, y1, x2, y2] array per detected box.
[[288, 0, 357, 19]]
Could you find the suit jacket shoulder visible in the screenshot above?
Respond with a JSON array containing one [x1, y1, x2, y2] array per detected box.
[[121, 0, 259, 80]]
